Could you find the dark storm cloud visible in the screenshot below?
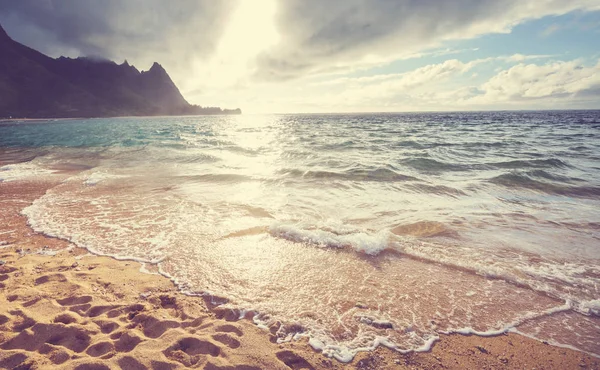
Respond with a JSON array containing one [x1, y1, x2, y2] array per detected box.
[[255, 0, 600, 81], [0, 0, 236, 68]]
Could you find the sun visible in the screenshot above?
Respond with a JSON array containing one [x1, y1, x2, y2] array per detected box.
[[205, 0, 280, 87]]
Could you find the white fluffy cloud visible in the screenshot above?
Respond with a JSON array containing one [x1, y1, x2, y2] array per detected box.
[[276, 57, 600, 112], [255, 0, 600, 81], [330, 59, 479, 105], [477, 60, 600, 100]]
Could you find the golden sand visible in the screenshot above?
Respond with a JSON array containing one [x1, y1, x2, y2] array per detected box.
[[1, 180, 598, 369]]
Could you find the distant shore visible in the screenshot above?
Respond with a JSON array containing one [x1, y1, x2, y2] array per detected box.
[[0, 118, 82, 125], [0, 118, 54, 123], [0, 179, 598, 369], [0, 113, 241, 125]]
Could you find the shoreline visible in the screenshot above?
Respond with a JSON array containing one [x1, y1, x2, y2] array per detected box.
[[1, 180, 598, 369], [0, 112, 243, 125]]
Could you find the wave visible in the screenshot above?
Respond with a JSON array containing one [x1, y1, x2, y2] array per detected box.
[[0, 162, 57, 182], [277, 168, 420, 182], [525, 169, 584, 183], [391, 140, 425, 149], [489, 172, 600, 198], [488, 158, 571, 169], [404, 183, 467, 197], [400, 157, 573, 174], [177, 173, 255, 183], [391, 221, 459, 238], [268, 223, 392, 255], [399, 158, 469, 172]]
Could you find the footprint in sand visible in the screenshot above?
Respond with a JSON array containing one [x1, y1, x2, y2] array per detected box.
[[93, 319, 120, 334], [56, 295, 93, 306], [276, 350, 315, 370], [53, 312, 79, 325], [0, 264, 17, 289], [150, 359, 179, 370], [22, 297, 41, 307], [48, 348, 70, 365], [129, 313, 180, 339], [106, 303, 145, 319], [86, 341, 115, 357], [0, 314, 9, 325], [0, 353, 29, 369], [211, 333, 241, 349], [214, 324, 244, 337], [87, 304, 122, 318], [1, 323, 92, 353], [73, 363, 111, 370], [69, 303, 93, 316], [113, 331, 143, 352], [8, 309, 36, 331], [0, 265, 18, 275], [118, 356, 149, 370], [204, 362, 262, 370], [34, 273, 67, 285], [163, 336, 222, 367]]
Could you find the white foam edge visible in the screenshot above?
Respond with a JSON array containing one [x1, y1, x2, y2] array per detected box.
[[83, 171, 129, 186], [22, 205, 167, 264], [306, 334, 439, 363], [442, 302, 573, 337], [139, 262, 161, 275], [74, 252, 95, 260], [511, 328, 600, 359], [0, 162, 57, 182], [268, 222, 392, 255], [394, 236, 600, 315], [250, 312, 438, 363], [440, 302, 600, 358]]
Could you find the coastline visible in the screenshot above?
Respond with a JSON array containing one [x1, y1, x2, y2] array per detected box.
[[0, 112, 241, 126], [1, 180, 598, 369]]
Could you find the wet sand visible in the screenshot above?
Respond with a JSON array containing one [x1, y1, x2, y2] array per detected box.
[[1, 180, 598, 369]]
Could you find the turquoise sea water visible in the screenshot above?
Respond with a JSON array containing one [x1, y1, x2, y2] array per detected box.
[[1, 111, 599, 360]]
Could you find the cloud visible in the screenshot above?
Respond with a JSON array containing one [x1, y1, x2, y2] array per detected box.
[[254, 0, 600, 81], [278, 57, 600, 112], [0, 0, 237, 87], [318, 59, 481, 107], [503, 54, 557, 62], [316, 53, 551, 86], [472, 60, 600, 102]]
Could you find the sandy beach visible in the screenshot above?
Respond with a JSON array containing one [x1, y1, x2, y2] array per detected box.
[[0, 180, 598, 369]]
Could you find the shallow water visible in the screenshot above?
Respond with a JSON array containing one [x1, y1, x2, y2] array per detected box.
[[1, 111, 599, 360]]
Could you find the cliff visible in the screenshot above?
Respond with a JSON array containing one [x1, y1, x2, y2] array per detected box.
[[0, 24, 241, 118]]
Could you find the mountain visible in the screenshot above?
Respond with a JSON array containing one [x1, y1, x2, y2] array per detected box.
[[0, 24, 241, 118]]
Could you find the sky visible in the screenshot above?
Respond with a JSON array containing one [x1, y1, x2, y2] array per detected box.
[[1, 0, 600, 113]]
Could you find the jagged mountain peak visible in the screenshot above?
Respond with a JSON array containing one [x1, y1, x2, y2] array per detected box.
[[147, 62, 167, 74], [0, 22, 241, 118]]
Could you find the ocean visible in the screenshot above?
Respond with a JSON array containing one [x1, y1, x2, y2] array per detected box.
[[1, 111, 599, 361]]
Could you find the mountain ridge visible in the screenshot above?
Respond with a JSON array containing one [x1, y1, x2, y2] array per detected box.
[[0, 23, 241, 118]]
